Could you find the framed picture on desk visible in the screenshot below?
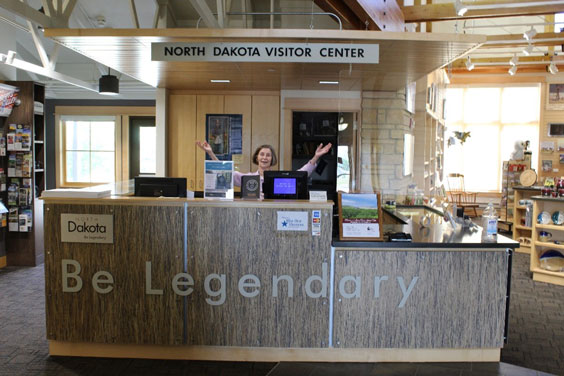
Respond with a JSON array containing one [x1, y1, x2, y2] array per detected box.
[[338, 192, 383, 241]]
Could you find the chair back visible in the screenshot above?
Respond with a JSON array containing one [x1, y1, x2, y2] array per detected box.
[[447, 173, 466, 194]]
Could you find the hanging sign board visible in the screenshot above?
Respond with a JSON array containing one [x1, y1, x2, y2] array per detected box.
[[151, 42, 379, 64]]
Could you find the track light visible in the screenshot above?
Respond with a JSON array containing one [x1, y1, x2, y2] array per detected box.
[[549, 61, 559, 74], [524, 27, 537, 41], [510, 54, 518, 66], [98, 68, 119, 95], [523, 44, 534, 56], [508, 65, 517, 76], [454, 0, 468, 16], [465, 56, 475, 71]]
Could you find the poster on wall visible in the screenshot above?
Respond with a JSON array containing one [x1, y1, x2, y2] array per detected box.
[[338, 192, 383, 241], [205, 114, 243, 162], [0, 84, 19, 118], [547, 83, 564, 110]]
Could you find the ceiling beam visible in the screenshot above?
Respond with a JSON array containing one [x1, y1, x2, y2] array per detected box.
[[189, 0, 220, 28], [483, 32, 564, 48], [313, 0, 364, 29], [343, 0, 405, 31], [402, 1, 564, 22], [0, 0, 58, 27], [0, 55, 98, 92]]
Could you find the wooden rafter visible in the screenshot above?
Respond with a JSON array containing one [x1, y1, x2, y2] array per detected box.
[[402, 0, 564, 22], [314, 0, 404, 31]]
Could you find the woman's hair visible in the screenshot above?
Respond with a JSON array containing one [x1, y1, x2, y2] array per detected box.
[[252, 144, 278, 166]]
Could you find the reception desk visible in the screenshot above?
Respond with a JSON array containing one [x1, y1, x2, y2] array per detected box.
[[42, 195, 517, 362]]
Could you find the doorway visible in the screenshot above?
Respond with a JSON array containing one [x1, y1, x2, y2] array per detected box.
[[129, 116, 156, 178]]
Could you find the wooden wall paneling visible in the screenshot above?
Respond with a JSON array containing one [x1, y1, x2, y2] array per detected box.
[[168, 95, 197, 190], [224, 95, 252, 173], [251, 96, 280, 169], [332, 249, 508, 348], [196, 96, 224, 190], [44, 203, 185, 345], [185, 205, 332, 347]]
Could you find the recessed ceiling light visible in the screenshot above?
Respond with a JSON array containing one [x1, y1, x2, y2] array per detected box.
[[319, 80, 339, 85], [210, 79, 230, 83]]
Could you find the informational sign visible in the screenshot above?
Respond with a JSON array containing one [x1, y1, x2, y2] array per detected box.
[[277, 211, 308, 231], [152, 42, 379, 64], [311, 210, 321, 236], [61, 214, 113, 244], [204, 160, 234, 199], [338, 192, 383, 241]]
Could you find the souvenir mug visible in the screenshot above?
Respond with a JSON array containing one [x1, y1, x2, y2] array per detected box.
[[542, 187, 552, 196], [539, 231, 552, 242]]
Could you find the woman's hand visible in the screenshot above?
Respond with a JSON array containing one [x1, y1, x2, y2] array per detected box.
[[310, 142, 332, 165], [195, 141, 219, 160]]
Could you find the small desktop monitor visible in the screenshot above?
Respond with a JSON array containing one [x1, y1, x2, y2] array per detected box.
[[263, 171, 308, 199], [134, 177, 187, 198]]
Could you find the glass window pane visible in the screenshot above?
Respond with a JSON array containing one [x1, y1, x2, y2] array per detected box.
[[337, 145, 350, 193], [463, 88, 500, 123], [90, 121, 115, 151], [445, 88, 463, 122], [65, 121, 90, 150], [90, 152, 115, 182], [66, 151, 90, 182], [139, 126, 156, 174], [501, 87, 540, 123], [460, 124, 500, 192]]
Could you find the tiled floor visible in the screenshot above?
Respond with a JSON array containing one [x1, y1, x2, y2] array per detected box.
[[0, 253, 561, 376]]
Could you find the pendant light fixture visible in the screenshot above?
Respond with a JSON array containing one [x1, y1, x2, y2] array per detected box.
[[99, 68, 119, 95]]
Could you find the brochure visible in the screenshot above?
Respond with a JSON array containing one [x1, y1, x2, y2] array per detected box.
[[203, 160, 234, 199]]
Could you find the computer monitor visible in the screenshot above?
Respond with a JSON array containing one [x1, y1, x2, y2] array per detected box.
[[263, 171, 308, 199], [134, 177, 187, 198]]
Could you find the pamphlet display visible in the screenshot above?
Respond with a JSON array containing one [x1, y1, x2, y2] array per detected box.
[[338, 192, 383, 241], [204, 160, 234, 199]]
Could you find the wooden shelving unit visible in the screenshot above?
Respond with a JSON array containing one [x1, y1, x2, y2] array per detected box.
[[414, 70, 446, 198], [531, 196, 564, 286], [2, 81, 45, 266], [513, 187, 541, 254]]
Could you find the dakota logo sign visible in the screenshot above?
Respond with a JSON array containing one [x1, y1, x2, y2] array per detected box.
[[61, 214, 113, 244], [151, 42, 379, 64]]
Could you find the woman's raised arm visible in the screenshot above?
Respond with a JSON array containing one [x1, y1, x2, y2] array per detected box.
[[195, 141, 219, 161]]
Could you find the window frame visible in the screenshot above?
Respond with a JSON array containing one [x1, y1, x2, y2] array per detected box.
[[444, 84, 540, 193], [55, 106, 155, 188]]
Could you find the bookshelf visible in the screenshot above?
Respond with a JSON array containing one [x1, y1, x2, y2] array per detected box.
[[2, 81, 45, 266]]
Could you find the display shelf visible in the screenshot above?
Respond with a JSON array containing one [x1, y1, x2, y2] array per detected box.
[[534, 241, 564, 250], [530, 196, 564, 286], [513, 187, 541, 254], [535, 223, 564, 231]]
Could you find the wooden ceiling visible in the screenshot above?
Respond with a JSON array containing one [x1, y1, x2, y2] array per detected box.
[[44, 28, 484, 92]]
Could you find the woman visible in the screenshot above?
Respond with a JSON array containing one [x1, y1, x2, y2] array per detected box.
[[196, 141, 332, 190]]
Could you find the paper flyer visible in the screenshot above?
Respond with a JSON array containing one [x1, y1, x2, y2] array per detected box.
[[204, 160, 234, 199]]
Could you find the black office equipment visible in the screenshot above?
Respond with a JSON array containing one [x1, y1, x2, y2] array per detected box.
[[263, 171, 308, 199], [134, 177, 187, 197]]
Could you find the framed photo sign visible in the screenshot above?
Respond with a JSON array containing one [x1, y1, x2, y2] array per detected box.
[[547, 83, 564, 110], [338, 192, 383, 241]]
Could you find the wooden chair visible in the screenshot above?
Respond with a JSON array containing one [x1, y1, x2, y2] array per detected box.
[[446, 173, 479, 217]]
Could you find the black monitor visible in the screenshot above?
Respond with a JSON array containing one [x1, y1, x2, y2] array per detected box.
[[134, 177, 187, 198], [263, 171, 308, 200]]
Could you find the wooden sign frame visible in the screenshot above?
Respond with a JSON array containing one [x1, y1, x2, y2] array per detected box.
[[338, 192, 384, 241]]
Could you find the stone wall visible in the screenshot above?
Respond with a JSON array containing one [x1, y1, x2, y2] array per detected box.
[[360, 89, 415, 200]]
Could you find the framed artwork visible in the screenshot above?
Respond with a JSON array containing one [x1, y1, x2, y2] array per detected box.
[[205, 114, 243, 161], [547, 83, 564, 110], [338, 192, 383, 241]]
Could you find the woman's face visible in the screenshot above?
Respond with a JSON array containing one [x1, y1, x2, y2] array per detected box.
[[257, 147, 273, 169]]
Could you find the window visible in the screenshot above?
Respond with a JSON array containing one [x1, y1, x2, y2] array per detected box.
[[61, 116, 116, 185], [444, 85, 540, 192]]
